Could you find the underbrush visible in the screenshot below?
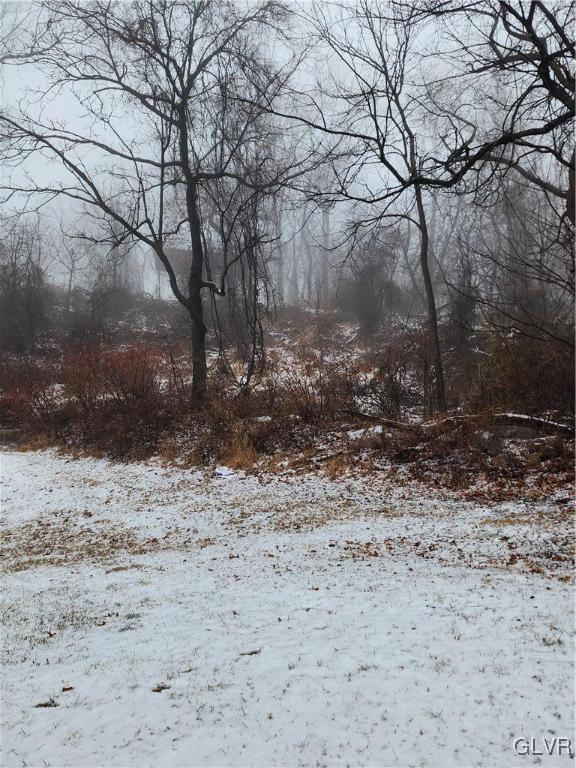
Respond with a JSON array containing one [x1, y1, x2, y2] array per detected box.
[[466, 335, 574, 415], [0, 328, 573, 497], [0, 341, 360, 463], [375, 418, 573, 495], [0, 344, 188, 460]]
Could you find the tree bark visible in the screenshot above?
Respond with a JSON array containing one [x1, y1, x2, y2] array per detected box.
[[289, 238, 299, 303], [567, 148, 575, 226], [190, 301, 207, 403], [415, 186, 447, 412], [179, 101, 208, 405], [320, 207, 329, 303], [187, 185, 208, 405], [274, 197, 285, 304], [67, 269, 73, 311]]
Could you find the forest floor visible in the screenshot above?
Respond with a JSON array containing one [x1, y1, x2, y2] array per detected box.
[[1, 448, 574, 767]]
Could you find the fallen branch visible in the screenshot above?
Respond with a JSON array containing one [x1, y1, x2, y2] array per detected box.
[[343, 410, 420, 433], [426, 413, 574, 437], [345, 410, 573, 437]]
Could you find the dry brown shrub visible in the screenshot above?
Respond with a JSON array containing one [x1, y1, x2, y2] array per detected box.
[[61, 344, 172, 413], [220, 425, 258, 470], [19, 433, 56, 451], [102, 347, 160, 405], [158, 436, 179, 463], [466, 335, 574, 415], [326, 453, 347, 479], [358, 345, 421, 419], [0, 358, 63, 434], [61, 346, 104, 412], [278, 358, 355, 423]]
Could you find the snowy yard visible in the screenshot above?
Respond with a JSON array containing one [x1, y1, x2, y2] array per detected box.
[[1, 449, 574, 767]]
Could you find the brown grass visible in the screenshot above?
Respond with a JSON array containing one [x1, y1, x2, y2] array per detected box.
[[326, 453, 348, 479], [221, 427, 259, 471]]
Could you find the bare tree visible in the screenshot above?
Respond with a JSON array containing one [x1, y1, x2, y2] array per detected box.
[[257, 0, 573, 409], [278, 2, 450, 409], [0, 0, 307, 403], [0, 213, 51, 351], [453, 177, 574, 347], [340, 226, 401, 338], [54, 219, 89, 308], [411, 0, 574, 222]]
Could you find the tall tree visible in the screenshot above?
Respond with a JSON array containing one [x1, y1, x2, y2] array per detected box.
[[0, 0, 304, 403], [256, 0, 574, 410], [275, 2, 450, 409]]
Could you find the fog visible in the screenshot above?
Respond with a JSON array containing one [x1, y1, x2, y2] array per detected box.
[[1, 1, 572, 385], [1, 3, 574, 765]]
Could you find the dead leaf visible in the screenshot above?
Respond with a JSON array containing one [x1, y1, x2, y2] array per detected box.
[[34, 698, 59, 708]]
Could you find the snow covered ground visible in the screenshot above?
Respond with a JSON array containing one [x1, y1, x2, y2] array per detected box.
[[1, 449, 574, 767]]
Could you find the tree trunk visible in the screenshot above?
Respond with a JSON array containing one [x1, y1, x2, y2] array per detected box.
[[567, 148, 575, 226], [67, 269, 73, 311], [187, 186, 208, 405], [178, 99, 208, 405], [415, 186, 447, 412], [277, 251, 285, 305], [289, 238, 299, 303], [190, 301, 207, 403], [305, 237, 313, 302], [320, 207, 329, 303], [273, 197, 285, 305]]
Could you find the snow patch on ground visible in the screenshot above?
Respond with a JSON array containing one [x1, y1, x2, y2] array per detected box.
[[1, 449, 573, 767]]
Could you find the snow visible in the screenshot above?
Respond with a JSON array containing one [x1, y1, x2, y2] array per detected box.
[[346, 425, 382, 440], [214, 465, 240, 477], [1, 449, 574, 767], [502, 413, 573, 431]]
